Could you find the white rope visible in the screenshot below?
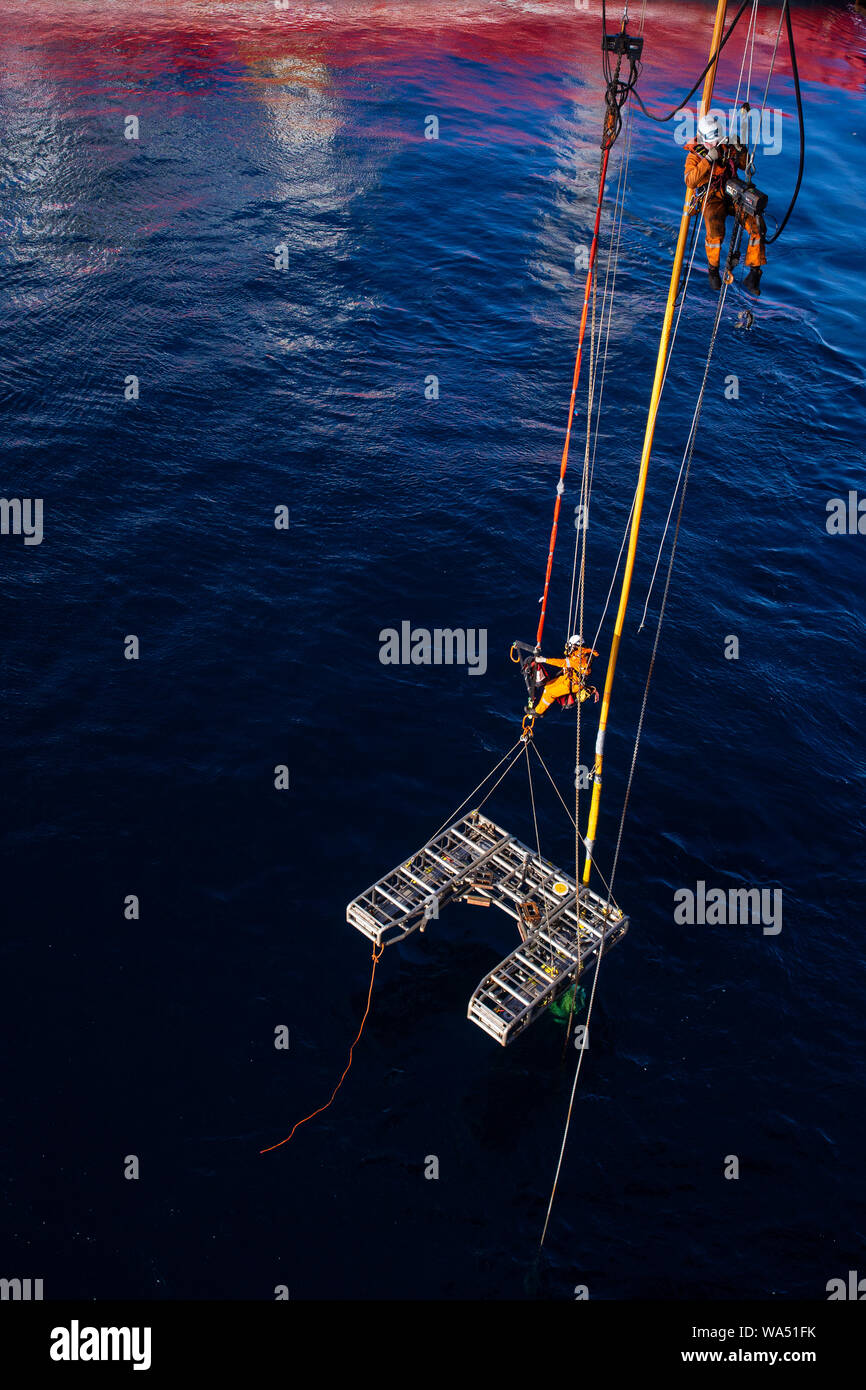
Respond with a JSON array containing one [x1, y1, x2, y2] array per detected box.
[[744, 0, 759, 109], [635, 176, 716, 630], [733, 0, 760, 114], [749, 3, 786, 166], [568, 96, 635, 642]]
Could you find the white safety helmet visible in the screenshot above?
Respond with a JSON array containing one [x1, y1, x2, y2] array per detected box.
[[567, 633, 583, 649], [697, 112, 725, 148]]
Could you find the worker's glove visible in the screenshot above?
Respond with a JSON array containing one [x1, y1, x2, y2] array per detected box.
[[705, 147, 720, 162]]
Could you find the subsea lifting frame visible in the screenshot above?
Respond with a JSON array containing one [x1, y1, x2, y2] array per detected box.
[[346, 810, 628, 1045]]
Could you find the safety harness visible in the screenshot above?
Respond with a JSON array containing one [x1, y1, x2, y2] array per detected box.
[[685, 138, 742, 214]]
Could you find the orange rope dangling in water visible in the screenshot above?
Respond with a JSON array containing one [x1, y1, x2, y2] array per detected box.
[[259, 942, 384, 1154]]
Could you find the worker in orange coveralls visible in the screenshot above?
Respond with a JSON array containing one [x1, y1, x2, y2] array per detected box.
[[529, 634, 599, 717], [685, 112, 766, 296]]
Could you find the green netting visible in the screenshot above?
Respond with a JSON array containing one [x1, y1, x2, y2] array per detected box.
[[547, 982, 586, 1022]]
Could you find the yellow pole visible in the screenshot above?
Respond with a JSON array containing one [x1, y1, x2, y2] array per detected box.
[[581, 0, 729, 885]]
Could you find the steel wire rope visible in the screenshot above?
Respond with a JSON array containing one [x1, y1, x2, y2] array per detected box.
[[525, 742, 557, 971], [425, 739, 526, 848], [540, 257, 736, 1248], [529, 742, 619, 910]]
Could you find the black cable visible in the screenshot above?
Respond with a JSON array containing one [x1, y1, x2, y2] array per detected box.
[[632, 0, 752, 124], [766, 0, 804, 244], [602, 54, 641, 151], [598, 1, 643, 152], [601, 0, 613, 81]]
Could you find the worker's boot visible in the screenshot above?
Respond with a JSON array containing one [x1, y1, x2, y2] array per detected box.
[[707, 264, 722, 291], [743, 266, 762, 296]]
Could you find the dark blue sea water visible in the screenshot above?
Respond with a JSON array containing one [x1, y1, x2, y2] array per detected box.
[[2, 0, 865, 1301]]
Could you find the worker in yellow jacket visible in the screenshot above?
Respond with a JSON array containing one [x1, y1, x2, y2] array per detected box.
[[685, 112, 766, 295], [530, 634, 599, 717]]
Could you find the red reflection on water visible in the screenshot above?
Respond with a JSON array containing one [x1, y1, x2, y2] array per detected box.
[[0, 1, 862, 103]]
